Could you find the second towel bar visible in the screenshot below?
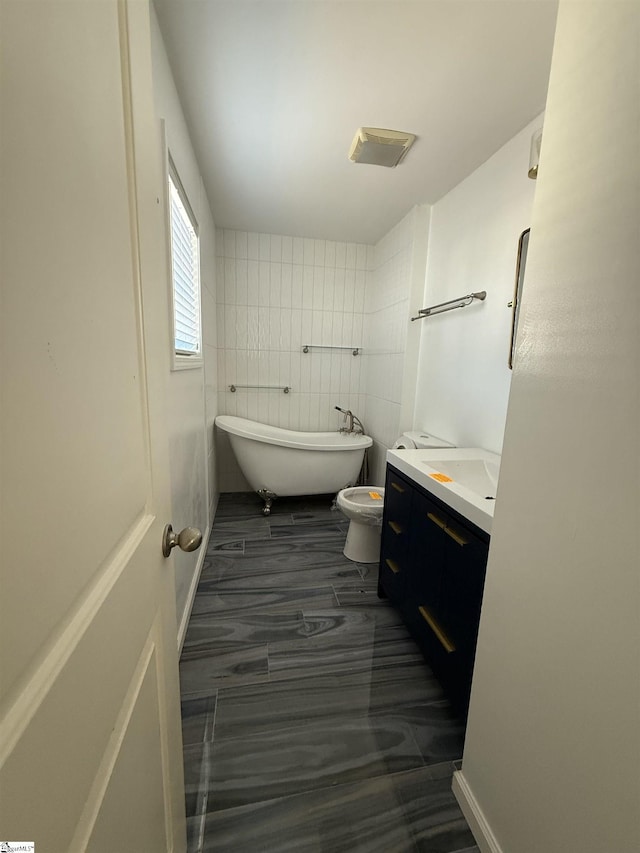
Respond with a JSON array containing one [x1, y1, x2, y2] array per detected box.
[[302, 344, 360, 356], [229, 384, 291, 393]]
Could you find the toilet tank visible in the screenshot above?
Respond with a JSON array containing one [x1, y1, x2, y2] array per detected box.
[[393, 431, 454, 450]]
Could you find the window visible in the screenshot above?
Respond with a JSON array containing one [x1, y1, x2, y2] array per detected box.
[[168, 160, 201, 360]]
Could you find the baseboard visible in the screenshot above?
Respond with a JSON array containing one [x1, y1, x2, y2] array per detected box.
[[452, 770, 504, 853], [177, 522, 211, 654]]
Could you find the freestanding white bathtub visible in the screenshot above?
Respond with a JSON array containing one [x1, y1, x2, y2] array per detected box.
[[215, 415, 372, 514]]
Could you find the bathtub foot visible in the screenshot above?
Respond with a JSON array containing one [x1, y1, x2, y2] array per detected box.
[[257, 489, 277, 516]]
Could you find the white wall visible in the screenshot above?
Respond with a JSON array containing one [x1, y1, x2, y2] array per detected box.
[[214, 230, 372, 491], [200, 183, 219, 516], [364, 206, 430, 485], [150, 7, 218, 638], [455, 4, 640, 852], [413, 116, 542, 453]]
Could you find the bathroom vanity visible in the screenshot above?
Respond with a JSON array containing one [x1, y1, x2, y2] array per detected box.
[[378, 448, 499, 717]]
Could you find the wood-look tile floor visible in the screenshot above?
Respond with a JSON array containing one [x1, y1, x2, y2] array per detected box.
[[180, 492, 478, 853]]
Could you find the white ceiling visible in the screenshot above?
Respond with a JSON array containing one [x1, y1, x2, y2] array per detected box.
[[153, 0, 558, 244]]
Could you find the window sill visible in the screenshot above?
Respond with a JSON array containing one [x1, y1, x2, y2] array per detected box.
[[172, 354, 204, 372]]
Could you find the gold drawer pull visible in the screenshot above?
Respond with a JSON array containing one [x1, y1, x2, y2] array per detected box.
[[385, 558, 400, 575], [388, 521, 403, 535], [427, 512, 446, 530], [391, 481, 405, 493], [444, 526, 468, 547], [419, 606, 456, 653]]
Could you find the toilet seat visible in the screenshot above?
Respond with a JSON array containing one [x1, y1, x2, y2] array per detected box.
[[338, 486, 385, 516]]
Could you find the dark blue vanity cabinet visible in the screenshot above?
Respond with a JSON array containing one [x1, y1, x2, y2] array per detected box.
[[379, 464, 490, 717]]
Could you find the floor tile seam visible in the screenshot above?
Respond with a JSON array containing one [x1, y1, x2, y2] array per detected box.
[[180, 640, 273, 657], [264, 653, 433, 682], [267, 622, 415, 643], [186, 605, 338, 618], [405, 725, 429, 771], [197, 761, 448, 821], [365, 697, 464, 719], [206, 693, 218, 744], [262, 626, 424, 656], [264, 537, 347, 546], [249, 525, 349, 535], [208, 532, 270, 543], [190, 809, 206, 853], [406, 816, 475, 851], [189, 595, 337, 610], [204, 704, 448, 746], [298, 618, 411, 635], [191, 587, 342, 599], [223, 655, 448, 686], [365, 763, 472, 836], [333, 580, 383, 589], [264, 524, 345, 536], [186, 606, 333, 619], [203, 767, 425, 819], [201, 556, 357, 568], [202, 768, 423, 819], [383, 760, 460, 782], [262, 650, 428, 687], [206, 536, 247, 547], [184, 608, 307, 632], [191, 738, 214, 824], [205, 548, 246, 557], [180, 678, 271, 702], [199, 559, 358, 573], [185, 607, 307, 624], [180, 687, 220, 703]]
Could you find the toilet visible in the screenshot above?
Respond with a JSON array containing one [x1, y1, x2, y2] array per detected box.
[[336, 487, 386, 563], [336, 430, 454, 563]]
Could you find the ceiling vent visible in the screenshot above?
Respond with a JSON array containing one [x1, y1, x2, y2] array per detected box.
[[348, 127, 417, 168]]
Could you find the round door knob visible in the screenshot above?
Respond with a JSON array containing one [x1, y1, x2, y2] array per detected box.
[[162, 524, 203, 558]]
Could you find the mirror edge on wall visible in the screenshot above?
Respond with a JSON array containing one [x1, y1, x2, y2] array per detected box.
[[508, 228, 530, 369]]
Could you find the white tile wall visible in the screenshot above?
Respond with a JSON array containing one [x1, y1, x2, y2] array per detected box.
[[213, 217, 427, 491], [215, 230, 372, 474], [363, 209, 423, 485]]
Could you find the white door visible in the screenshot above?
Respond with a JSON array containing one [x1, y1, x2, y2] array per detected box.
[[0, 1, 187, 850]]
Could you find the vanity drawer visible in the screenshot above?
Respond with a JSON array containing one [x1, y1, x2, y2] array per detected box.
[[378, 523, 409, 606], [378, 468, 414, 605], [378, 554, 406, 604], [408, 602, 473, 715], [384, 469, 413, 517]]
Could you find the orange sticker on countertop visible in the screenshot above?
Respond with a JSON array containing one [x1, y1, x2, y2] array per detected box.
[[369, 491, 383, 500], [429, 473, 453, 483]]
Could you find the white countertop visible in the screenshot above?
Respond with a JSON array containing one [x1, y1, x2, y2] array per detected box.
[[386, 447, 501, 535]]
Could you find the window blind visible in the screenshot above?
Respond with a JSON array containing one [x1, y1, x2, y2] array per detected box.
[[169, 173, 201, 356]]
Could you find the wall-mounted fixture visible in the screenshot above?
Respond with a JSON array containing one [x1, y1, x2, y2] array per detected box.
[[411, 291, 486, 321], [303, 344, 360, 356], [229, 384, 291, 393], [528, 128, 543, 179], [348, 127, 416, 168]]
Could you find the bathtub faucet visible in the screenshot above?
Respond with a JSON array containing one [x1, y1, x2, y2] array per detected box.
[[334, 406, 365, 435]]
